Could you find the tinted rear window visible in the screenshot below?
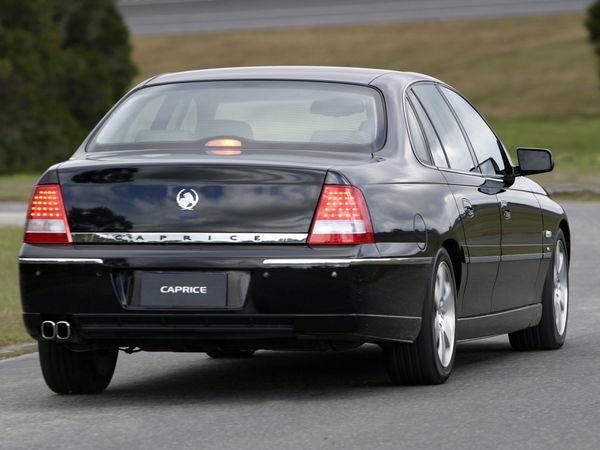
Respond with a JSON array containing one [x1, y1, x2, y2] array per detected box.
[[88, 81, 385, 153]]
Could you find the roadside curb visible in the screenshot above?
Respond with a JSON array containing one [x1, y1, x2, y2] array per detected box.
[[0, 352, 37, 364], [0, 342, 37, 362]]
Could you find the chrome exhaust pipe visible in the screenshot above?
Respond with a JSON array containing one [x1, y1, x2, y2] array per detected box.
[[41, 321, 56, 340], [55, 321, 71, 340]]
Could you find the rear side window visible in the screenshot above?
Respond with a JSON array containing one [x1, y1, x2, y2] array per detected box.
[[408, 91, 448, 168], [412, 84, 477, 173], [89, 81, 385, 153], [441, 87, 506, 176], [405, 101, 431, 165]]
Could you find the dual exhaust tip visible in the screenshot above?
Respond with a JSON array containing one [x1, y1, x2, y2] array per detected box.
[[41, 321, 71, 340]]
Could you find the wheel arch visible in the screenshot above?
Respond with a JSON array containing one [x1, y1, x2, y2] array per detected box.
[[441, 238, 462, 293], [558, 219, 571, 259]]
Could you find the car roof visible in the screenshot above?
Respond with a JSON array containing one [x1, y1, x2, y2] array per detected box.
[[144, 66, 436, 87]]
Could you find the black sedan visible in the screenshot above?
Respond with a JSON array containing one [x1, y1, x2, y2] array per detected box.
[[19, 66, 570, 393]]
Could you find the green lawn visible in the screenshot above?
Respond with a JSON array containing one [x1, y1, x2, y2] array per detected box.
[[132, 14, 600, 119], [0, 227, 30, 347], [0, 174, 37, 202], [491, 116, 600, 193]]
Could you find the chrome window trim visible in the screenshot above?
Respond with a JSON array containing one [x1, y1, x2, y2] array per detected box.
[[71, 232, 308, 244], [404, 96, 435, 167], [403, 79, 515, 176], [438, 166, 485, 178], [402, 81, 448, 171], [438, 84, 515, 171]]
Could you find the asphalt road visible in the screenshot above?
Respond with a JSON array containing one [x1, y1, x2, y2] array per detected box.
[[0, 203, 26, 227], [1, 201, 599, 449], [117, 0, 594, 35]]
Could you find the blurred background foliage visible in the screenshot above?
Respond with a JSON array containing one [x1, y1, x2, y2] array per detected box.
[[586, 0, 600, 79], [0, 0, 136, 174], [0, 1, 599, 194]]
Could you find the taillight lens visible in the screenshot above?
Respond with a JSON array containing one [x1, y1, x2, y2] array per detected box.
[[308, 185, 374, 245], [24, 184, 72, 244]]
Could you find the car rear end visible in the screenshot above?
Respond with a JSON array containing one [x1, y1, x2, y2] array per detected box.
[[19, 77, 428, 354]]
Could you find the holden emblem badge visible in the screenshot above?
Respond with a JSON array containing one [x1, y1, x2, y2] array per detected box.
[[176, 189, 199, 211]]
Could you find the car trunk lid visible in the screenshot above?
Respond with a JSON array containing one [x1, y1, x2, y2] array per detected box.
[[57, 160, 330, 241]]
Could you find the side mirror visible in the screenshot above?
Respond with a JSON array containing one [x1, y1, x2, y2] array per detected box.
[[516, 148, 554, 175]]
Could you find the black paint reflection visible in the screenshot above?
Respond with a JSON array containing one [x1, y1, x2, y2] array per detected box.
[[68, 207, 133, 232], [72, 168, 138, 184]]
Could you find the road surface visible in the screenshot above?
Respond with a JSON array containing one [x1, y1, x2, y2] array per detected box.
[[117, 0, 594, 35], [1, 201, 599, 449], [0, 203, 26, 227]]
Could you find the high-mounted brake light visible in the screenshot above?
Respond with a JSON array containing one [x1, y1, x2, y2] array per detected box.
[[206, 149, 242, 156], [205, 138, 243, 155], [308, 185, 374, 245], [205, 139, 242, 147], [24, 184, 72, 244]]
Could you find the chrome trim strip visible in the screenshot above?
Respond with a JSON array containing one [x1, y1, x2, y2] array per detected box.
[[466, 253, 544, 263], [262, 257, 433, 266], [502, 253, 544, 262], [71, 232, 308, 244], [466, 255, 500, 264], [19, 258, 104, 264]]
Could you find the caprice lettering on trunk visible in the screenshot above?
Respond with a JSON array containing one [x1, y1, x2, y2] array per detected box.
[[160, 286, 208, 294]]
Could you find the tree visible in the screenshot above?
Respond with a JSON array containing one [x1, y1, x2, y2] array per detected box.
[[0, 0, 136, 174], [53, 0, 137, 129], [586, 0, 600, 82]]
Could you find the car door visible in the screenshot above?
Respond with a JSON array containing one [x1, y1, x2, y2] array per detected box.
[[439, 86, 544, 312], [410, 85, 501, 318]]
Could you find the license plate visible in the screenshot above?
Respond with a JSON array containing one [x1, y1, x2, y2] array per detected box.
[[138, 271, 227, 308]]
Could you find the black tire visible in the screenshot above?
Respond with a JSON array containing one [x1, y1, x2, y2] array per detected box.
[[509, 229, 569, 350], [205, 349, 256, 359], [38, 340, 118, 394], [383, 248, 457, 385]]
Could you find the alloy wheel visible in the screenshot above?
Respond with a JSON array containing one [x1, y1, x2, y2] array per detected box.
[[553, 240, 569, 335], [433, 261, 456, 368]]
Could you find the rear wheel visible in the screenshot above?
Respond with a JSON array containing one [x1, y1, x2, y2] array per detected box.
[[383, 248, 457, 385], [38, 340, 118, 394], [509, 229, 569, 350], [205, 349, 255, 359]]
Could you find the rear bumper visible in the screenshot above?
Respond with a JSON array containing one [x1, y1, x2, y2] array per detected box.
[[19, 243, 432, 346], [23, 312, 421, 345]]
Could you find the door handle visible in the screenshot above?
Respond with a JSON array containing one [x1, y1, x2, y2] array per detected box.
[[462, 198, 474, 218], [500, 200, 511, 220]]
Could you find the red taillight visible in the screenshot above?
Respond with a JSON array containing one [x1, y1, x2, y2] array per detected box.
[[24, 184, 72, 244], [308, 185, 374, 245]]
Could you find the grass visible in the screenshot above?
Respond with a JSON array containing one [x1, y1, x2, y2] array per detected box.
[[0, 174, 37, 202], [132, 14, 600, 119], [491, 116, 600, 192], [0, 344, 36, 361], [0, 227, 30, 347]]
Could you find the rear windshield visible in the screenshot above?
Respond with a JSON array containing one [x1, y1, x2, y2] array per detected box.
[[88, 81, 385, 153]]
